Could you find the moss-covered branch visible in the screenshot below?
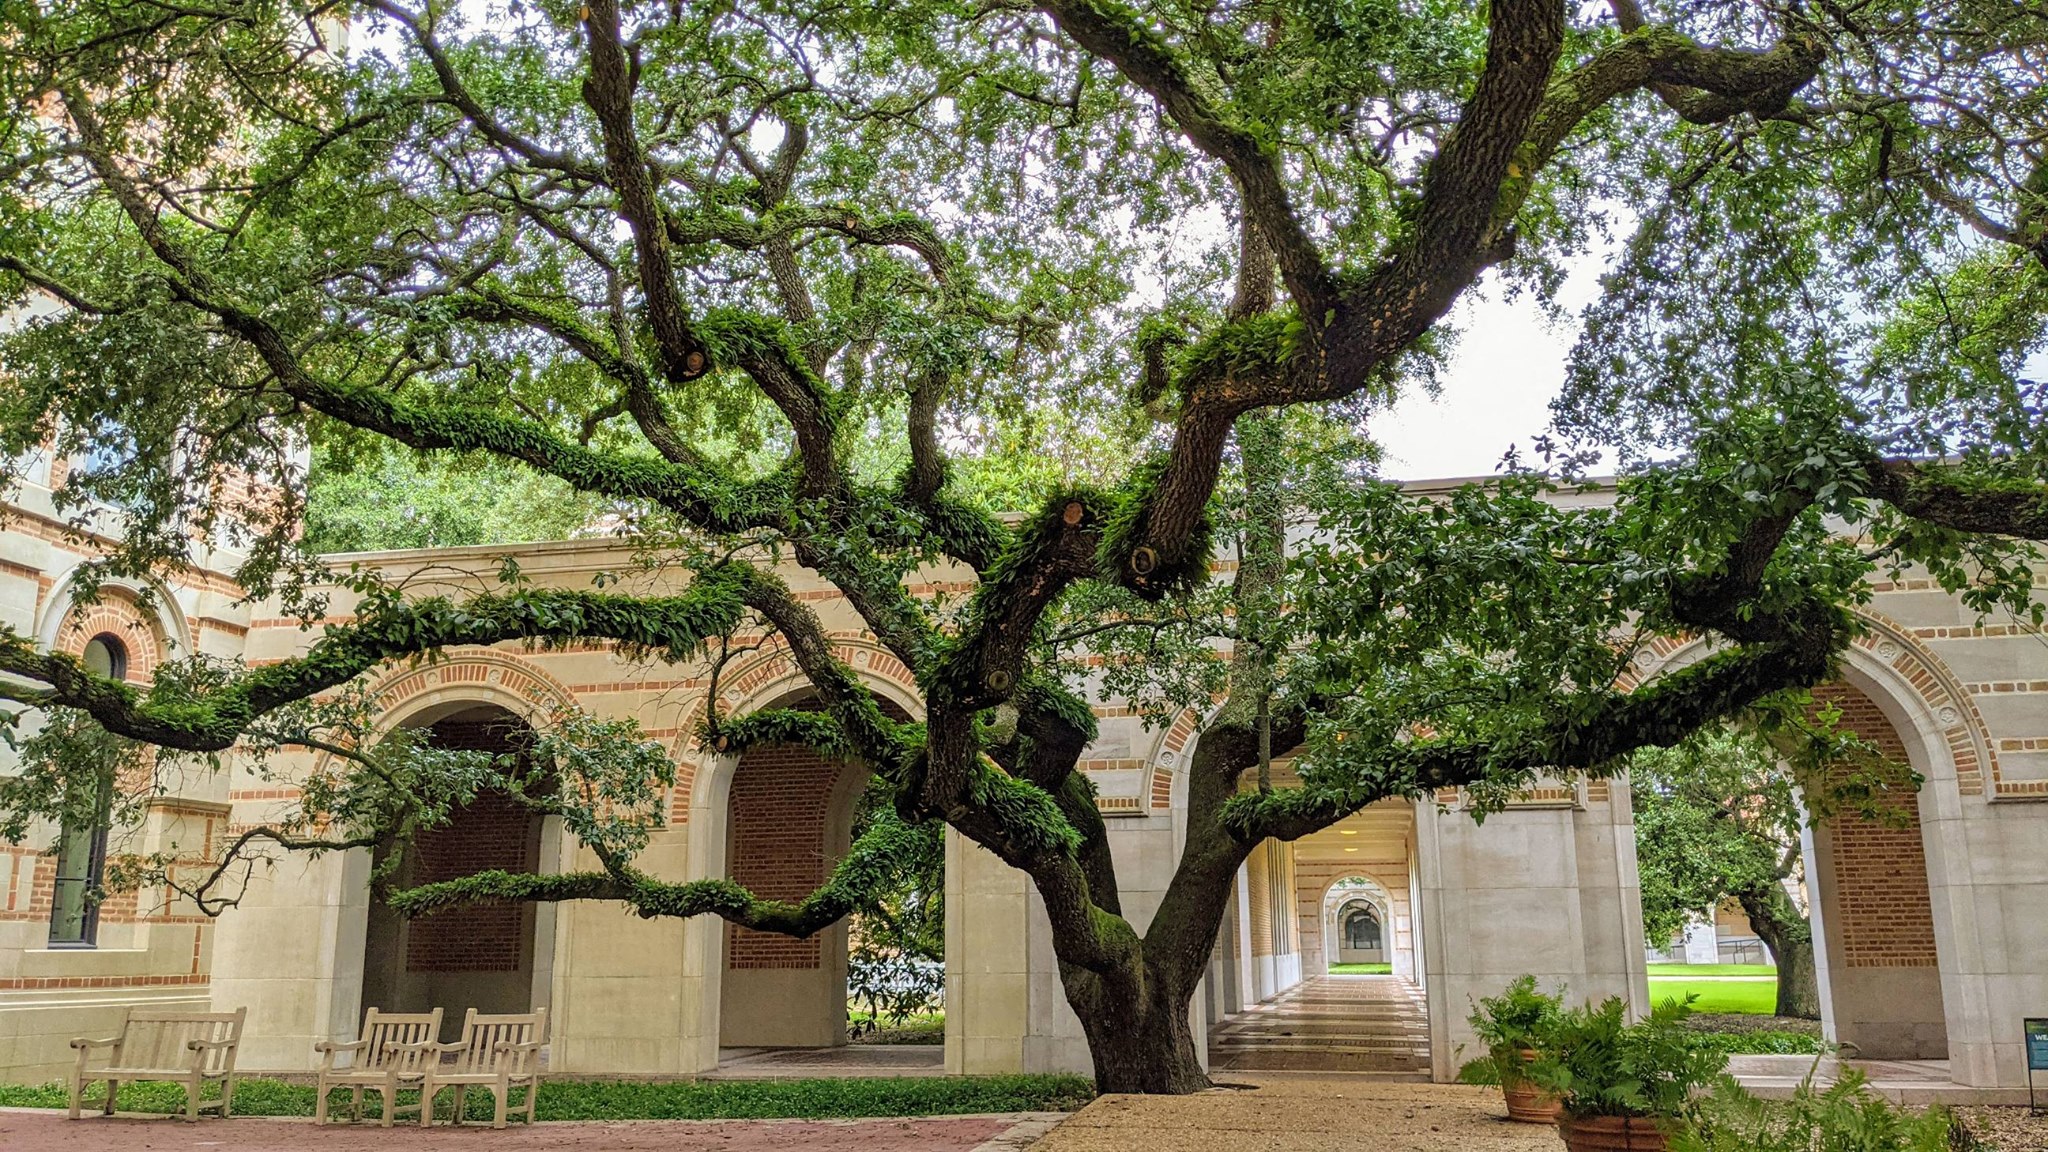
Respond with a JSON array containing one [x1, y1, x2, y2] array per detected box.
[[0, 574, 752, 751], [389, 803, 940, 939]]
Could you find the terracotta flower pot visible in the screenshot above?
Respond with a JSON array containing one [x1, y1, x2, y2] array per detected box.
[[1501, 1049, 1561, 1124], [1555, 1113, 1670, 1152]]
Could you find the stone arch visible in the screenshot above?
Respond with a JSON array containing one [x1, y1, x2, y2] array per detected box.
[[1143, 700, 1232, 816], [679, 635, 924, 823], [364, 648, 580, 733], [36, 568, 187, 679], [1630, 610, 1981, 1062], [1626, 609, 1999, 798], [1318, 873, 1393, 957], [673, 639, 926, 1057]]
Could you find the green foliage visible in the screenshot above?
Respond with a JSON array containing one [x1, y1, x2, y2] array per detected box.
[[1527, 996, 1729, 1120], [1674, 1069, 1957, 1152], [846, 777, 945, 1034], [1680, 1030, 1826, 1057], [304, 442, 607, 553], [2, 1074, 1096, 1120], [1458, 975, 1565, 1087]]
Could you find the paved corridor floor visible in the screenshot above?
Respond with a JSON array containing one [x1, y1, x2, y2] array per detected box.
[[1208, 975, 1431, 1075]]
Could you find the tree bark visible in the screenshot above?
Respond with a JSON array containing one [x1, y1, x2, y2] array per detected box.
[[1063, 961, 1211, 1094], [1737, 884, 1821, 1020]]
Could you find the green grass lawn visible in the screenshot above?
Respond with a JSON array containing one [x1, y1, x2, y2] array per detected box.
[[0, 1074, 1096, 1121], [1646, 963, 1778, 978], [1328, 962, 1393, 975], [849, 1011, 946, 1045], [1649, 974, 1779, 1015]]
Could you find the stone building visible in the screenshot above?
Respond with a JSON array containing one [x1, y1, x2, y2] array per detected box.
[[2, 472, 2044, 1093]]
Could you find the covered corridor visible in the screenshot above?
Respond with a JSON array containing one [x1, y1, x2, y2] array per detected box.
[[1208, 974, 1430, 1074]]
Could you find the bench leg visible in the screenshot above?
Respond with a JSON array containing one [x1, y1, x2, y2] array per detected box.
[[493, 1080, 508, 1130], [451, 1084, 466, 1126], [315, 1077, 330, 1125], [222, 1073, 237, 1119], [350, 1085, 363, 1122], [102, 1079, 119, 1116], [418, 1081, 436, 1129], [187, 1073, 202, 1121], [380, 1077, 396, 1128]]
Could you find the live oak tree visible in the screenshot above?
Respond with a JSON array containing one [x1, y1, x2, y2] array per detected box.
[[3, 0, 2046, 1093]]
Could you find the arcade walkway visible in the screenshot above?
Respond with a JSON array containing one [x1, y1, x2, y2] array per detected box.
[[1207, 975, 1430, 1075]]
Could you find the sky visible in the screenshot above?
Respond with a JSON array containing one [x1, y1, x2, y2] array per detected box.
[[1372, 250, 1615, 482]]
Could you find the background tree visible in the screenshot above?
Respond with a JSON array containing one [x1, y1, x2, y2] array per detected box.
[[2, 0, 2045, 1094], [1631, 719, 1919, 1021]]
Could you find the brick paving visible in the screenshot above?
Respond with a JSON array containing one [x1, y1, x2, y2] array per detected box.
[[1208, 975, 1431, 1075], [0, 1109, 1060, 1152]]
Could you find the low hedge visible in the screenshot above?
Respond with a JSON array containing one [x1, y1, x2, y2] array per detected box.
[[0, 1073, 1095, 1121]]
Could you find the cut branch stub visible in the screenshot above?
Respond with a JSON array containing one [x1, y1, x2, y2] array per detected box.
[[986, 668, 1016, 693], [1063, 501, 1086, 527], [1130, 546, 1159, 576]]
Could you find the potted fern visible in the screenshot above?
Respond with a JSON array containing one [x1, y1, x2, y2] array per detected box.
[[1458, 975, 1565, 1123], [1526, 996, 1727, 1152]]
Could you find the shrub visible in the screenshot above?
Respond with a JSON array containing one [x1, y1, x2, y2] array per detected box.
[[1526, 995, 1728, 1119], [1458, 974, 1564, 1086], [1673, 1067, 1957, 1152]]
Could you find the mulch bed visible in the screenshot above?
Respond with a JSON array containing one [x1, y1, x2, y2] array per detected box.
[[1954, 1106, 2048, 1151]]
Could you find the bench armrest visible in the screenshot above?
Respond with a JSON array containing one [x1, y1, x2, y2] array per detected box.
[[70, 1036, 122, 1050], [493, 1040, 544, 1054], [186, 1037, 240, 1052], [314, 1039, 368, 1054]]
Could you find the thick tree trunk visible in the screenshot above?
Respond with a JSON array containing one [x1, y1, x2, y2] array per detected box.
[[1768, 931, 1821, 1020], [1737, 885, 1821, 1020], [1063, 963, 1211, 1094]]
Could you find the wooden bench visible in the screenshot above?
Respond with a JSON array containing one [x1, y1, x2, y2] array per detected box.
[[419, 1007, 547, 1128], [314, 1007, 442, 1127], [68, 1007, 246, 1121]]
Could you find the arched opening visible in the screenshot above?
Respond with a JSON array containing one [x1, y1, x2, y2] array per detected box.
[[718, 694, 921, 1056], [1804, 681, 1950, 1060], [1205, 749, 1429, 1074], [1340, 901, 1384, 958], [361, 705, 551, 1040]]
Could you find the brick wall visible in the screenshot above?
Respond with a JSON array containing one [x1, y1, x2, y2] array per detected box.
[[1811, 683, 1941, 969], [404, 718, 537, 974], [726, 743, 852, 970]]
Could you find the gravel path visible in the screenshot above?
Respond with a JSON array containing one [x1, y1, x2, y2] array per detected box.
[[1031, 1077, 1562, 1152], [1954, 1106, 2048, 1151], [0, 1109, 1061, 1152]]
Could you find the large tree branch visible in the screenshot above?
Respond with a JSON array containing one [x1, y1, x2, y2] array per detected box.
[[579, 0, 710, 385], [0, 576, 752, 751], [1033, 0, 1333, 312], [1866, 458, 2048, 539]]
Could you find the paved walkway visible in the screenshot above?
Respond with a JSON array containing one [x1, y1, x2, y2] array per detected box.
[[1208, 975, 1431, 1075], [1729, 1054, 2035, 1106], [1034, 1076, 1559, 1152], [0, 1109, 1060, 1151]]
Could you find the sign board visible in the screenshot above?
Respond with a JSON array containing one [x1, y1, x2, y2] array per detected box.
[[2029, 1018, 2048, 1115]]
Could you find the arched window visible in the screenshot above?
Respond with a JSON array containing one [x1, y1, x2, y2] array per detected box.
[[1343, 906, 1382, 951], [81, 633, 128, 681], [50, 634, 125, 946]]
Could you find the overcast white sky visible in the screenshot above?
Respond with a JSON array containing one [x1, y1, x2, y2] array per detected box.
[[1372, 261, 1610, 482]]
